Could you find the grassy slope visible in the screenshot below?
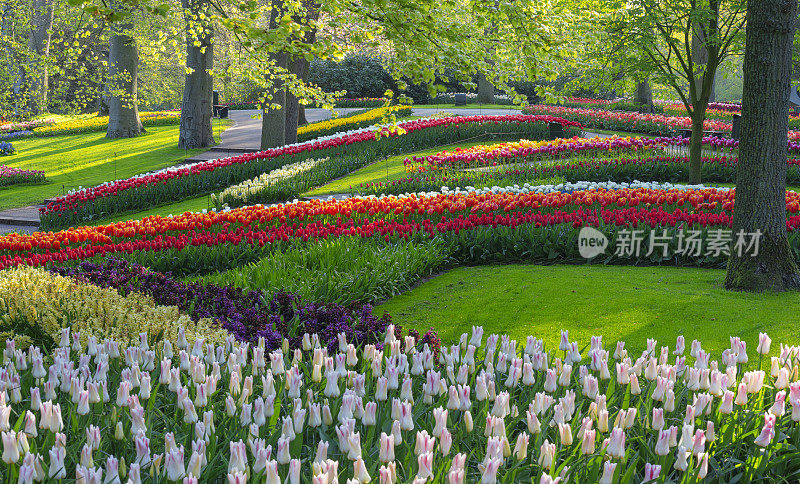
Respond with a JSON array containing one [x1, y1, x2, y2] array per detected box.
[[375, 264, 800, 355], [0, 122, 230, 211]]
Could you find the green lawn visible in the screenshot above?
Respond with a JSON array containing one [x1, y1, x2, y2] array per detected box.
[[375, 264, 800, 355], [0, 122, 230, 211], [104, 194, 213, 224]]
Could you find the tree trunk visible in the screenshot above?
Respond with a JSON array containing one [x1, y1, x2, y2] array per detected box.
[[298, 104, 307, 126], [284, 56, 308, 145], [725, 0, 800, 291], [261, 52, 287, 149], [284, 0, 319, 144], [106, 14, 143, 138], [688, 111, 706, 184], [477, 72, 494, 104], [261, 0, 293, 149], [178, 0, 214, 149], [27, 0, 53, 115], [633, 79, 653, 111]]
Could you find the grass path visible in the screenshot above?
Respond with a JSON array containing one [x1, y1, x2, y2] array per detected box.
[[375, 264, 800, 355]]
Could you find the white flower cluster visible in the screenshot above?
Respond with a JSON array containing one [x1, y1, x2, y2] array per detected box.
[[348, 181, 731, 202], [211, 157, 328, 207], [0, 325, 794, 484]]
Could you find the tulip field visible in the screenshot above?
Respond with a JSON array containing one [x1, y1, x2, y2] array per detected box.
[[348, 135, 800, 196], [37, 115, 581, 229], [3, 112, 800, 482]]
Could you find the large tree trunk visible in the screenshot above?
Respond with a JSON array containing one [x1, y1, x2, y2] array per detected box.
[[26, 0, 53, 115], [284, 56, 308, 145], [106, 14, 143, 138], [178, 0, 214, 149], [261, 0, 287, 149], [725, 0, 800, 291], [633, 79, 653, 111], [477, 72, 494, 104], [284, 0, 319, 144], [298, 104, 307, 126], [261, 51, 288, 149]]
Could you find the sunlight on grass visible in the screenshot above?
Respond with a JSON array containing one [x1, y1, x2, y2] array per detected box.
[[0, 121, 231, 211], [376, 264, 800, 355]]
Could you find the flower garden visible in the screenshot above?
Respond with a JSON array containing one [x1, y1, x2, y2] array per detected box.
[[2, 109, 800, 482]]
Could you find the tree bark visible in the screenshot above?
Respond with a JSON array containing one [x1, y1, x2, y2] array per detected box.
[[688, 110, 706, 184], [284, 0, 319, 145], [477, 72, 494, 104], [725, 0, 800, 291], [284, 56, 308, 145], [261, 52, 288, 149], [27, 0, 53, 115], [633, 79, 653, 111], [298, 104, 307, 126], [178, 0, 214, 149], [106, 12, 143, 138], [261, 0, 287, 149]]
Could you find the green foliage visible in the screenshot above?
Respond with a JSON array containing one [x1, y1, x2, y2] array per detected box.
[[200, 237, 450, 305], [309, 54, 395, 100]]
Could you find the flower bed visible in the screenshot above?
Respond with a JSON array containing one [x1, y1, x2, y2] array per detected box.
[[212, 157, 329, 209], [524, 104, 737, 137], [0, 166, 46, 187], [0, 266, 223, 349], [373, 136, 800, 193], [38, 114, 582, 230], [49, 258, 394, 350], [12, 184, 800, 276], [0, 130, 32, 141], [0, 118, 54, 134], [662, 103, 800, 130], [31, 112, 180, 137], [297, 106, 413, 142], [0, 141, 14, 156], [0, 323, 795, 482]]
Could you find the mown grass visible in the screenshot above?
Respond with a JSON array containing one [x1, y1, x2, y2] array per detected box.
[[0, 122, 231, 212], [375, 264, 800, 355]]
